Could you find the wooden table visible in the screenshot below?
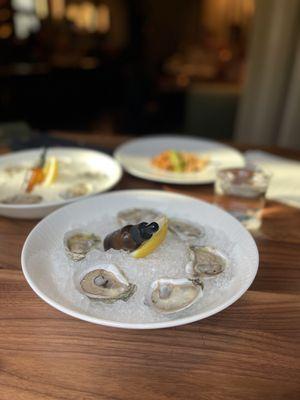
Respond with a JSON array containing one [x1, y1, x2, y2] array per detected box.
[[0, 135, 299, 400]]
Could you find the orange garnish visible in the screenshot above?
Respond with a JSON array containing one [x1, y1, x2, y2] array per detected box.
[[26, 168, 44, 193], [25, 147, 47, 192]]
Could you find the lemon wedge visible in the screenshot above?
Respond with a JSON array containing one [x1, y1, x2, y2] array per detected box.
[[131, 216, 168, 258], [42, 157, 59, 186]]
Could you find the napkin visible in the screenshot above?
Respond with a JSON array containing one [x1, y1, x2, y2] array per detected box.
[[245, 150, 300, 208]]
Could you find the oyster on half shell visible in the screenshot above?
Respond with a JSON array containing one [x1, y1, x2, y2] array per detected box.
[[168, 218, 204, 243], [117, 208, 161, 226], [186, 245, 227, 278], [64, 230, 102, 261], [1, 193, 43, 204], [78, 264, 137, 303], [60, 182, 91, 200], [4, 165, 26, 176], [146, 277, 203, 314]]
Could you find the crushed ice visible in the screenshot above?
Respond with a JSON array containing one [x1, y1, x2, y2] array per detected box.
[[48, 215, 238, 324]]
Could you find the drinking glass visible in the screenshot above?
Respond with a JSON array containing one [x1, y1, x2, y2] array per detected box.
[[214, 166, 271, 230]]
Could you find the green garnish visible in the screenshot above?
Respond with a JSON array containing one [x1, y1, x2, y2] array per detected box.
[[169, 150, 185, 172]]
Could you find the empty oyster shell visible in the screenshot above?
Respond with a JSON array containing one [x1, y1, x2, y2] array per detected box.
[[186, 246, 227, 278], [168, 218, 204, 243], [79, 171, 105, 180], [1, 193, 43, 204], [60, 183, 91, 200], [78, 264, 137, 303], [4, 165, 26, 176], [117, 208, 161, 226], [146, 277, 203, 314], [64, 230, 102, 261]]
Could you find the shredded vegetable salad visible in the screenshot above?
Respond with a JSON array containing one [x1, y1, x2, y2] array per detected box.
[[152, 150, 209, 173]]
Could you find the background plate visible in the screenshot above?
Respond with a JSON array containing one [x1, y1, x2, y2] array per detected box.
[[114, 136, 244, 184], [0, 147, 122, 219]]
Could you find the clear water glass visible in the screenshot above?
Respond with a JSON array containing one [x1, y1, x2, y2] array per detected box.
[[214, 167, 271, 230]]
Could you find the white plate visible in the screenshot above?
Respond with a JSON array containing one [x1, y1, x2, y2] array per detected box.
[[21, 190, 259, 329], [0, 147, 122, 219], [114, 135, 244, 184]]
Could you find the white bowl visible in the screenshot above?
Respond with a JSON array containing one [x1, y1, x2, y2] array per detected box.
[[0, 147, 122, 219], [21, 190, 259, 329]]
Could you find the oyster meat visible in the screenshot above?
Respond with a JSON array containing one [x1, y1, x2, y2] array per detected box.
[[117, 208, 161, 226], [168, 218, 204, 243], [79, 264, 137, 303], [4, 165, 26, 176], [64, 230, 102, 261], [186, 245, 227, 278], [146, 277, 203, 314], [60, 182, 91, 200], [1, 193, 43, 204]]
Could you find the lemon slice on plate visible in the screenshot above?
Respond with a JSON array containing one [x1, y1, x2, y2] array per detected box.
[[132, 216, 168, 258], [43, 157, 59, 187]]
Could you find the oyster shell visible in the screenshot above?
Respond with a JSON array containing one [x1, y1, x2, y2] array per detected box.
[[78, 264, 137, 303], [146, 277, 203, 314], [1, 193, 43, 204], [168, 218, 204, 243], [117, 208, 161, 226], [60, 183, 91, 200], [4, 165, 26, 176], [186, 246, 227, 278], [79, 171, 105, 180], [64, 230, 102, 261]]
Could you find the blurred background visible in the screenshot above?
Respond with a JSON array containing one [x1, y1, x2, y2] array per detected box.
[[0, 0, 299, 148]]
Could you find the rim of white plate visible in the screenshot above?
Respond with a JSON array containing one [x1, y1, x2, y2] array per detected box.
[[21, 189, 259, 329]]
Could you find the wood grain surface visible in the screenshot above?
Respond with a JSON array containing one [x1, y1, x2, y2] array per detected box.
[[0, 134, 299, 400]]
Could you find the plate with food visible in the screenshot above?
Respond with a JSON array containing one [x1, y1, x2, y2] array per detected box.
[[0, 147, 122, 218], [114, 135, 244, 184], [21, 190, 258, 329]]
